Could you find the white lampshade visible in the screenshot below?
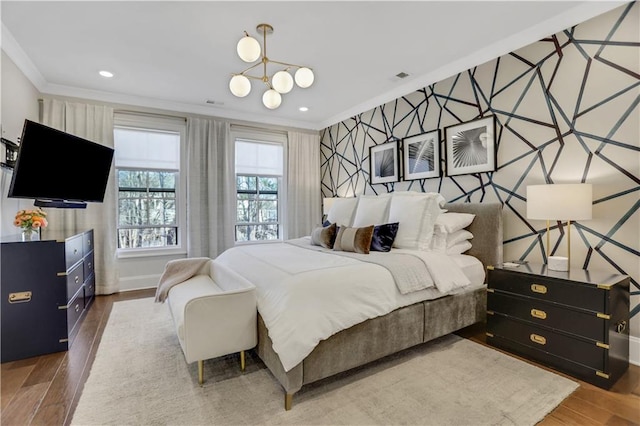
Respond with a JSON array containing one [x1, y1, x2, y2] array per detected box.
[[294, 67, 314, 88], [527, 184, 593, 220], [236, 35, 261, 62], [323, 197, 336, 215], [272, 70, 294, 94], [262, 89, 282, 109], [229, 75, 251, 97]]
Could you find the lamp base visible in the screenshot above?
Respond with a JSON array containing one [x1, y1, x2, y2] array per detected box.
[[548, 256, 569, 272]]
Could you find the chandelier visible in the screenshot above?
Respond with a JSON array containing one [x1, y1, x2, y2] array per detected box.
[[229, 23, 315, 110]]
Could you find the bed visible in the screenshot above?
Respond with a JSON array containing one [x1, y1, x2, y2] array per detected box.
[[213, 199, 503, 410]]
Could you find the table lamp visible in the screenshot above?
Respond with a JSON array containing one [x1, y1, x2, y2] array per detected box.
[[526, 184, 592, 271]]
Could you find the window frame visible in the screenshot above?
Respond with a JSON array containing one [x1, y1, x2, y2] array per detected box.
[[114, 113, 187, 258], [232, 128, 287, 244]]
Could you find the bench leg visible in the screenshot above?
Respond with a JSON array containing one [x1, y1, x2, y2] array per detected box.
[[198, 360, 204, 385], [240, 350, 246, 371], [285, 393, 293, 411]]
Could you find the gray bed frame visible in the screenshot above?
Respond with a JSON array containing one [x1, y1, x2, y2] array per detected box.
[[256, 202, 504, 410]]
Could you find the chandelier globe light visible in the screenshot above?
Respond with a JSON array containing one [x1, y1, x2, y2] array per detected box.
[[229, 75, 251, 97], [230, 23, 315, 109]]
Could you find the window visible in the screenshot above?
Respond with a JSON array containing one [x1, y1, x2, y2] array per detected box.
[[114, 114, 186, 254], [234, 134, 286, 242]]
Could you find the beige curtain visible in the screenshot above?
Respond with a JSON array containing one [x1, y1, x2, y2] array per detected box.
[[286, 131, 321, 238], [40, 98, 119, 295], [185, 117, 235, 258]]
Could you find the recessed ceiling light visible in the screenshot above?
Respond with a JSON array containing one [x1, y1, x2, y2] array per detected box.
[[99, 70, 114, 78], [299, 107, 309, 112]]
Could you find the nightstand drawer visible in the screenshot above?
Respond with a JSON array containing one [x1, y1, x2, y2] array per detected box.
[[488, 269, 606, 312], [487, 314, 606, 371], [487, 291, 607, 341]]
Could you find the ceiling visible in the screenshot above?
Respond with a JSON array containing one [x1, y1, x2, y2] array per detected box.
[[1, 1, 627, 131]]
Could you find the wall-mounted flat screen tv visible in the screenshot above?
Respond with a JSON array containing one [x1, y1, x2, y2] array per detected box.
[[8, 120, 114, 208]]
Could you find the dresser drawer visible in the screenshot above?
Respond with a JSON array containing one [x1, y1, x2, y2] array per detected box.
[[487, 314, 607, 371], [83, 253, 94, 279], [65, 235, 83, 270], [66, 262, 84, 301], [488, 291, 607, 342], [83, 230, 94, 256], [488, 269, 606, 312], [66, 291, 84, 337], [84, 274, 96, 307]]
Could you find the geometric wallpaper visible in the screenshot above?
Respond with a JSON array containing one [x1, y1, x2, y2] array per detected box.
[[320, 3, 640, 336]]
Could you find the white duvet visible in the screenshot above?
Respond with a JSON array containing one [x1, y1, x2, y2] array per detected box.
[[213, 238, 480, 372]]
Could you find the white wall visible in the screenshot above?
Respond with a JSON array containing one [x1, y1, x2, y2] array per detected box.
[[1, 50, 40, 238]]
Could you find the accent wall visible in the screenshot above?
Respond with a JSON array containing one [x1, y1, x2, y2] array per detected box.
[[320, 3, 639, 342]]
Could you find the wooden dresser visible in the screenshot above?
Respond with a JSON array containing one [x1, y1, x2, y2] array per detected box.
[[1, 229, 95, 362], [486, 263, 629, 389]]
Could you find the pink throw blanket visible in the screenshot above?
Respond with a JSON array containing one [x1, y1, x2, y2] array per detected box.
[[154, 257, 211, 303]]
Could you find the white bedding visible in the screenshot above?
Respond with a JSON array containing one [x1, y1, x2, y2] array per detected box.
[[213, 239, 485, 372]]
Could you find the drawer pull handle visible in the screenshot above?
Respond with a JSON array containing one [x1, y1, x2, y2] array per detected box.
[[75, 304, 80, 313], [88, 239, 92, 247], [8, 291, 32, 304], [616, 321, 627, 333], [88, 262, 92, 269], [75, 276, 80, 284], [530, 333, 547, 345], [531, 309, 547, 320], [531, 284, 547, 294]]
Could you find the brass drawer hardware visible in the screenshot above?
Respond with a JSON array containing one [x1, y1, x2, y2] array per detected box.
[[530, 284, 547, 294], [595, 371, 610, 379], [486, 332, 494, 338], [486, 310, 494, 315], [487, 265, 494, 271], [530, 309, 547, 320], [486, 288, 495, 293], [596, 284, 612, 290], [596, 342, 610, 349], [596, 313, 611, 320], [530, 333, 546, 345], [8, 291, 32, 304]]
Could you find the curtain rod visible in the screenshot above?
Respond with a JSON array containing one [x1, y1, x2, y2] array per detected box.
[[115, 110, 187, 122]]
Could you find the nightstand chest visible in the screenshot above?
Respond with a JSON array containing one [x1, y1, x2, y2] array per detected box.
[[486, 263, 629, 389]]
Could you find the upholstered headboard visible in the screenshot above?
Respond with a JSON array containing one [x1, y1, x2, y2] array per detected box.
[[444, 202, 503, 272]]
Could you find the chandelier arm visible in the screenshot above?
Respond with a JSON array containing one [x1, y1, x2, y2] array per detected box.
[[268, 59, 310, 69], [234, 62, 263, 75]]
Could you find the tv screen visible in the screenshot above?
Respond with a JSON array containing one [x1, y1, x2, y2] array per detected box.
[[8, 120, 114, 206]]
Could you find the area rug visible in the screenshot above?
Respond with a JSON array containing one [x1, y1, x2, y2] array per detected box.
[[71, 298, 578, 425]]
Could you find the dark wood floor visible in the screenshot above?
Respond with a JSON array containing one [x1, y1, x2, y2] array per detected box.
[[2, 289, 639, 425]]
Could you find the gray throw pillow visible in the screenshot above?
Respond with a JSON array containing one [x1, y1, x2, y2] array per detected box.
[[333, 225, 374, 254], [311, 223, 337, 249]]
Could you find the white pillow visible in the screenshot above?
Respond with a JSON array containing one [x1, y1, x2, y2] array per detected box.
[[435, 212, 475, 233], [447, 229, 473, 248], [326, 197, 358, 226], [352, 195, 391, 227], [446, 240, 472, 255], [430, 227, 473, 253], [388, 192, 444, 250]]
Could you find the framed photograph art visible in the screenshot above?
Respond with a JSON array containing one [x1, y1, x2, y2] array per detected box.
[[369, 141, 399, 184], [444, 115, 496, 176], [402, 129, 441, 180]]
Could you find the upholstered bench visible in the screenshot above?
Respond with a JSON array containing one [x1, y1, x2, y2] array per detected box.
[[165, 260, 257, 384]]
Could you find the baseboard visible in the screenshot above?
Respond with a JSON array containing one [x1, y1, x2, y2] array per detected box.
[[630, 335, 640, 367], [118, 274, 160, 292]]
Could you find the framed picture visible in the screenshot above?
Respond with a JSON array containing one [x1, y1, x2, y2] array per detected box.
[[444, 115, 496, 176], [401, 129, 441, 180], [369, 141, 399, 184]]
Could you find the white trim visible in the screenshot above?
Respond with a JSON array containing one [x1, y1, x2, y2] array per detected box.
[[1, 23, 47, 90], [118, 274, 160, 292], [630, 334, 640, 367]]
